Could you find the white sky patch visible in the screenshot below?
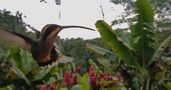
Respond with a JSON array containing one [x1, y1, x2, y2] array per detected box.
[[0, 0, 125, 39]]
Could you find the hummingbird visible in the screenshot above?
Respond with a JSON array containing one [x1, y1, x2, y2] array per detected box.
[[0, 24, 95, 66]]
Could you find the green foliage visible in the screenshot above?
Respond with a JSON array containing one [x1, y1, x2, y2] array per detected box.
[[60, 38, 109, 74], [96, 0, 171, 89], [88, 59, 99, 72], [87, 43, 117, 68], [96, 20, 138, 67], [130, 0, 156, 67], [0, 45, 36, 89], [1, 0, 171, 89], [114, 29, 130, 45], [0, 9, 37, 39], [80, 73, 90, 90], [111, 0, 171, 42], [151, 36, 171, 65]]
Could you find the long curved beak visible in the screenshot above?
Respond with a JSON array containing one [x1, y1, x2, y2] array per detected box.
[[49, 25, 95, 39], [60, 25, 95, 31]]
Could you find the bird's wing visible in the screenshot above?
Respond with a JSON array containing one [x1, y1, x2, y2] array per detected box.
[[57, 55, 73, 64], [0, 29, 32, 50], [54, 44, 73, 64]]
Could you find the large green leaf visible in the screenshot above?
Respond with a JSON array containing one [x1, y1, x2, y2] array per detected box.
[[97, 58, 111, 68], [86, 43, 115, 56], [95, 20, 138, 67], [12, 66, 30, 85], [34, 66, 53, 80], [86, 43, 116, 61], [150, 36, 171, 66], [136, 0, 154, 22], [130, 0, 155, 67], [86, 43, 105, 55], [88, 59, 99, 71], [10, 48, 36, 75]]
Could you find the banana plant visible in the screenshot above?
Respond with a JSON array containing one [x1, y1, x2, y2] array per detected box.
[[86, 43, 117, 68], [95, 0, 171, 89]]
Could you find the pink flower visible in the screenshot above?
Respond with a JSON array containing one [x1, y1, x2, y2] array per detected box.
[[116, 72, 122, 82]]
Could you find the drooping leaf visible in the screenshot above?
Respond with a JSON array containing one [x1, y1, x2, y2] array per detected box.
[[95, 20, 138, 67], [19, 49, 36, 74], [12, 66, 30, 85], [81, 73, 90, 90], [165, 82, 171, 90], [46, 77, 56, 85], [34, 67, 53, 80], [87, 43, 117, 62], [86, 43, 114, 56], [97, 58, 111, 68], [150, 36, 171, 66], [10, 48, 36, 75], [130, 0, 155, 67], [71, 84, 82, 90], [114, 29, 130, 45], [88, 59, 99, 72]]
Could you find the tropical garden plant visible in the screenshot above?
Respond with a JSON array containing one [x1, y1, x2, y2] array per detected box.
[[1, 0, 171, 90], [95, 0, 171, 89]]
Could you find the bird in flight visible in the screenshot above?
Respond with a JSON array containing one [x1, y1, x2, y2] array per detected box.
[[0, 24, 95, 66]]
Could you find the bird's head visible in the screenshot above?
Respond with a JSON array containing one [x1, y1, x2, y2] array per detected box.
[[41, 24, 62, 42], [41, 24, 95, 42]]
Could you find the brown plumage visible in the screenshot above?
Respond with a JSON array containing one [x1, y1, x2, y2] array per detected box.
[[0, 24, 95, 66]]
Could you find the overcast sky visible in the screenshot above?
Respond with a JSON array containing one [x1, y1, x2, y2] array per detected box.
[[0, 0, 125, 39]]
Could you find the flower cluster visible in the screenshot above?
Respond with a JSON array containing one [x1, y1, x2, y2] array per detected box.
[[39, 66, 81, 90], [63, 65, 81, 87], [39, 83, 56, 90], [88, 66, 123, 90], [63, 71, 77, 87]]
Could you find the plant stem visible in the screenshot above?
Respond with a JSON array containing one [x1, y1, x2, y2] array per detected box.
[[142, 74, 151, 90]]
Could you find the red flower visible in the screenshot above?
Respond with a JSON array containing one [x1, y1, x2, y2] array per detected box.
[[89, 66, 95, 76], [106, 71, 113, 80], [90, 76, 97, 90], [76, 66, 81, 73], [49, 83, 56, 90], [100, 71, 104, 78], [39, 84, 46, 90], [88, 67, 101, 90], [64, 71, 78, 87], [64, 71, 72, 86], [73, 74, 77, 84]]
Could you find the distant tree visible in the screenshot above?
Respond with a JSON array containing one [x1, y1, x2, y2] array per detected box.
[[0, 9, 39, 39], [58, 38, 111, 73], [110, 0, 171, 44], [111, 0, 171, 28]]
